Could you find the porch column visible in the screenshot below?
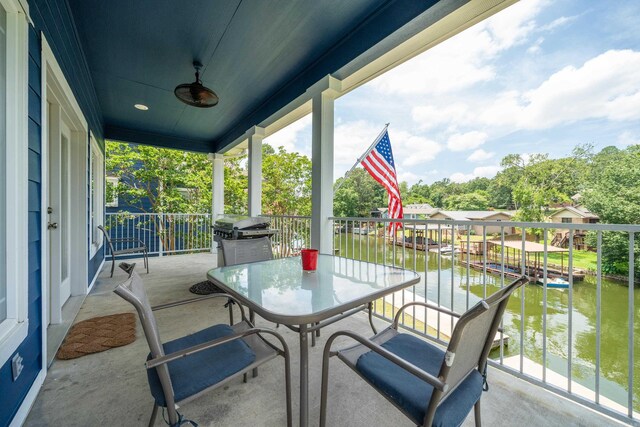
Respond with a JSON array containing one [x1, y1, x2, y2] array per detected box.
[[310, 81, 339, 254], [208, 153, 224, 253], [248, 126, 265, 217]]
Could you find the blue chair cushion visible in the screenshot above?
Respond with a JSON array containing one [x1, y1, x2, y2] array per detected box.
[[355, 333, 483, 427], [147, 324, 256, 407]]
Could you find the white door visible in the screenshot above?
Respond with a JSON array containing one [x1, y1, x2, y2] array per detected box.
[[47, 103, 72, 324]]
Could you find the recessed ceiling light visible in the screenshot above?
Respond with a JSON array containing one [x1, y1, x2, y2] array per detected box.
[[134, 104, 149, 111]]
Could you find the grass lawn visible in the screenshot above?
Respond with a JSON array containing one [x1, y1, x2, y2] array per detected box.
[[545, 250, 597, 271]]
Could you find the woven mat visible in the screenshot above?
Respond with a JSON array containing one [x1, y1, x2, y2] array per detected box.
[[57, 313, 137, 360], [189, 280, 224, 295]]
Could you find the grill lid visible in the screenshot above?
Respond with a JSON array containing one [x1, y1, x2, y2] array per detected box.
[[213, 215, 270, 230]]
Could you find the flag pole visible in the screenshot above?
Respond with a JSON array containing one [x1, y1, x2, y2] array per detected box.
[[334, 123, 390, 192]]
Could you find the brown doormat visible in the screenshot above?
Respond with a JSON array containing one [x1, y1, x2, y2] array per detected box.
[[57, 313, 137, 360]]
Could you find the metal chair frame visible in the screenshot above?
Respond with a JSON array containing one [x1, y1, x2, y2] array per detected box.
[[320, 276, 528, 427], [98, 225, 149, 277]]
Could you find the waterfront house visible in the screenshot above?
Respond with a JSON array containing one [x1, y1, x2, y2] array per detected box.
[[548, 205, 599, 250], [428, 210, 516, 235]]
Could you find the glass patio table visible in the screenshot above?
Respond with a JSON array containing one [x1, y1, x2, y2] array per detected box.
[[207, 254, 420, 427]]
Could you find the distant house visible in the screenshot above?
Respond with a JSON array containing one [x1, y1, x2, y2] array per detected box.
[[549, 205, 599, 226], [428, 210, 516, 235], [548, 205, 599, 250], [376, 203, 439, 219]]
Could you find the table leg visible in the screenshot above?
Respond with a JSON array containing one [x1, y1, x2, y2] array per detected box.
[[299, 323, 309, 427]]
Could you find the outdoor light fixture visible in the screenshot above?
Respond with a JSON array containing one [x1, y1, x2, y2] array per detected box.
[[174, 61, 219, 108], [134, 104, 149, 111]]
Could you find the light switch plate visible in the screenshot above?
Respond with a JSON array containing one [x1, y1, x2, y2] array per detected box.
[[12, 353, 24, 381]]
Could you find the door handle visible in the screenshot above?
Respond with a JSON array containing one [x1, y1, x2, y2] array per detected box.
[[48, 222, 58, 230]]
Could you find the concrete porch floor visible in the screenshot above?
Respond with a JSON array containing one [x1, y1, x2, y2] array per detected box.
[[25, 253, 622, 426]]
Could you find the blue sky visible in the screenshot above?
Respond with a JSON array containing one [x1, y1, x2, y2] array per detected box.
[[264, 0, 640, 185]]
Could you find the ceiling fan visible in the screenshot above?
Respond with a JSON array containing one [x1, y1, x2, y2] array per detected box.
[[174, 61, 219, 108]]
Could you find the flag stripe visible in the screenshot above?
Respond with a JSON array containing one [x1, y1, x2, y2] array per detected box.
[[361, 160, 400, 199], [364, 152, 401, 197]]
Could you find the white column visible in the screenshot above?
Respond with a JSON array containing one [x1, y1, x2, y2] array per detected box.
[[311, 90, 336, 254], [248, 127, 265, 217], [208, 153, 224, 253]]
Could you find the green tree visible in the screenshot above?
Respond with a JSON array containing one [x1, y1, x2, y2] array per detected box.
[[582, 145, 640, 279], [444, 191, 490, 210], [262, 145, 312, 216], [333, 167, 386, 217], [405, 180, 431, 204], [106, 142, 213, 213]]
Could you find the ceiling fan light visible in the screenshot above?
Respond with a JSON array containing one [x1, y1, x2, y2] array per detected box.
[[174, 62, 219, 108]]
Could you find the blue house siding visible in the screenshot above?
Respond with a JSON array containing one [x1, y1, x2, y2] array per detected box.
[[29, 0, 103, 146], [2, 0, 108, 424], [28, 0, 106, 287], [0, 26, 43, 427]]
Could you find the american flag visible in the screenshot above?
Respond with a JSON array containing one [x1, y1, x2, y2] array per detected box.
[[361, 130, 403, 233]]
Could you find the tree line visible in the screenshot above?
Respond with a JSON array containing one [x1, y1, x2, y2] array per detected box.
[[106, 141, 639, 278]]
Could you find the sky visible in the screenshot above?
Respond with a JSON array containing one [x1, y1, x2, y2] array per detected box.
[[263, 0, 640, 185]]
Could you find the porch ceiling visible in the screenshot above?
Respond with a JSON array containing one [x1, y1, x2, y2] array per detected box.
[[67, 0, 449, 153]]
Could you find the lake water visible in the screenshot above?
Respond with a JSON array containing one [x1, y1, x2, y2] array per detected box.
[[336, 233, 640, 412]]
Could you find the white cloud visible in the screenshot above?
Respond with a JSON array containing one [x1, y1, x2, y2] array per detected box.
[[411, 103, 469, 130], [450, 165, 502, 183], [477, 50, 640, 130], [617, 131, 640, 147], [447, 131, 488, 152], [527, 37, 544, 54], [450, 172, 475, 183], [467, 149, 495, 162], [333, 121, 443, 179], [398, 171, 420, 184], [369, 0, 545, 96], [264, 115, 312, 154], [474, 165, 502, 178], [538, 15, 577, 32]]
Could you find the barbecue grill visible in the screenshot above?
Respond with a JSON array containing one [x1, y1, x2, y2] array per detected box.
[[212, 215, 278, 266]]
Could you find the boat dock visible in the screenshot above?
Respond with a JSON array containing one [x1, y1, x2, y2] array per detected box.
[[457, 239, 586, 281]]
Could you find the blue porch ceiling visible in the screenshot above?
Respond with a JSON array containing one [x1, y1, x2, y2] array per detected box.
[[68, 0, 443, 153]]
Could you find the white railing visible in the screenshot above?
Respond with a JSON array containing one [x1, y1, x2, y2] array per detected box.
[[260, 214, 311, 258], [331, 216, 640, 426], [105, 213, 212, 256]]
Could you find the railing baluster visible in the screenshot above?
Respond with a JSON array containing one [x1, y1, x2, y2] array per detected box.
[[437, 223, 441, 340], [596, 230, 602, 404], [520, 226, 526, 374], [628, 232, 635, 418], [543, 228, 548, 383], [568, 229, 573, 394], [500, 225, 505, 365]]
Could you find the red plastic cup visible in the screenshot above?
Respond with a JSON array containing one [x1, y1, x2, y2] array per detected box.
[[301, 248, 319, 271]]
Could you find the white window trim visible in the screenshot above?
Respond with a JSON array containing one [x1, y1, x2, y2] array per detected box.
[[89, 134, 104, 257], [105, 176, 119, 208], [0, 0, 29, 366]]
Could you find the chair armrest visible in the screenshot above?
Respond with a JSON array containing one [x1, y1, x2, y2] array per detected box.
[[152, 293, 248, 324], [145, 326, 290, 369], [323, 330, 448, 393], [392, 302, 460, 329]]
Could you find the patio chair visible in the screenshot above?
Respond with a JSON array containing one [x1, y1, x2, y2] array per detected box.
[[98, 225, 149, 277], [114, 270, 292, 427], [320, 276, 529, 427], [219, 237, 274, 325]]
